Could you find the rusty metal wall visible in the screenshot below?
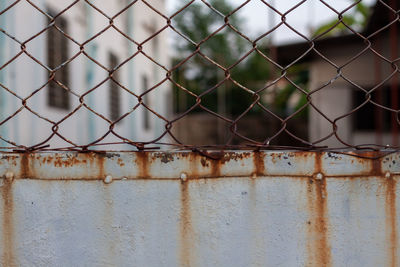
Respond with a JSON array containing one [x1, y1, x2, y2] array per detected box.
[[0, 151, 399, 266]]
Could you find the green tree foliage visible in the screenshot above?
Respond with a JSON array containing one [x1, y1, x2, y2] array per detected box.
[[274, 67, 309, 118], [313, 1, 370, 37], [172, 0, 270, 116]]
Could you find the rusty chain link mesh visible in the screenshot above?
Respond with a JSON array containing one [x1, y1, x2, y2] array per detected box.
[[0, 0, 399, 153]]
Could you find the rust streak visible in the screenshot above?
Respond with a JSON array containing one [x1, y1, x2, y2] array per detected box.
[[253, 151, 265, 176], [1, 178, 15, 266], [97, 154, 106, 179], [179, 179, 194, 267], [315, 152, 322, 175], [307, 153, 332, 267], [368, 151, 383, 176], [314, 176, 331, 267], [20, 153, 29, 178], [386, 176, 398, 267], [136, 152, 149, 178], [210, 158, 221, 178], [200, 158, 208, 168], [189, 153, 199, 179]]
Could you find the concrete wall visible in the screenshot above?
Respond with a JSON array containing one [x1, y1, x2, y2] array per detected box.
[[171, 113, 308, 146]]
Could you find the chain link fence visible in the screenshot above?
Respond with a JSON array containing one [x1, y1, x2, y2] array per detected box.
[[0, 0, 399, 153]]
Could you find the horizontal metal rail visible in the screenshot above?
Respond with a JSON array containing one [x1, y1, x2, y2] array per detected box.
[[0, 151, 398, 180]]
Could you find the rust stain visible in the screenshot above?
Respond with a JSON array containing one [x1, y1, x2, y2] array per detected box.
[[20, 153, 29, 178], [161, 153, 174, 164], [205, 151, 224, 161], [136, 152, 150, 178], [189, 153, 199, 179], [42, 155, 54, 165], [349, 150, 382, 158], [253, 151, 265, 177], [0, 151, 390, 181], [117, 158, 125, 167], [36, 154, 89, 169], [1, 177, 15, 266], [314, 176, 331, 267], [220, 152, 251, 163], [371, 157, 383, 176], [200, 158, 209, 168], [97, 154, 105, 179], [357, 151, 384, 176], [270, 153, 277, 164], [179, 179, 194, 267], [385, 175, 398, 267], [151, 152, 175, 163], [210, 158, 221, 178], [178, 153, 190, 159], [1, 156, 17, 168], [315, 152, 322, 174], [199, 151, 252, 178], [53, 156, 83, 168], [306, 153, 332, 267], [344, 151, 384, 176]]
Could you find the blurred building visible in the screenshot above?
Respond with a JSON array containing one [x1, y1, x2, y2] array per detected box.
[[277, 0, 400, 147], [0, 0, 170, 149]]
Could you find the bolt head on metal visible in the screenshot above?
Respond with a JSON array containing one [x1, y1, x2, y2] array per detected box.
[[104, 175, 113, 184], [385, 172, 391, 179], [316, 173, 323, 180], [180, 172, 188, 182]]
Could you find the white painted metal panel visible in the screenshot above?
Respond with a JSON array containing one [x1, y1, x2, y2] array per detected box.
[[0, 151, 398, 266]]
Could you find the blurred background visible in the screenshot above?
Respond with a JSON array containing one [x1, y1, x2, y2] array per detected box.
[[0, 0, 398, 150]]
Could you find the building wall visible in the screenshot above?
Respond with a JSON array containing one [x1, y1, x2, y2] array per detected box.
[[0, 0, 170, 150], [308, 35, 400, 147], [129, 0, 170, 144]]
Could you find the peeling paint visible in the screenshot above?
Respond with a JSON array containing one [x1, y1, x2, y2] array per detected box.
[[158, 153, 174, 164]]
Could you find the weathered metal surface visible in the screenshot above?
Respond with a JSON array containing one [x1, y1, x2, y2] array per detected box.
[[0, 151, 399, 266]]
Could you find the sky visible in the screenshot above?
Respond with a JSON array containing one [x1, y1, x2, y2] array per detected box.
[[167, 0, 376, 44]]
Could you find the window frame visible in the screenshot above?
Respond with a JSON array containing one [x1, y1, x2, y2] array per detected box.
[[47, 8, 71, 110]]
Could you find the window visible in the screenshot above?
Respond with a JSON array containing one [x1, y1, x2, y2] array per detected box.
[[142, 75, 151, 130], [47, 9, 70, 110], [109, 52, 121, 121], [353, 86, 400, 131]]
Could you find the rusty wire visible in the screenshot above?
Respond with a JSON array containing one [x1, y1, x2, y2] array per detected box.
[[0, 0, 399, 154]]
